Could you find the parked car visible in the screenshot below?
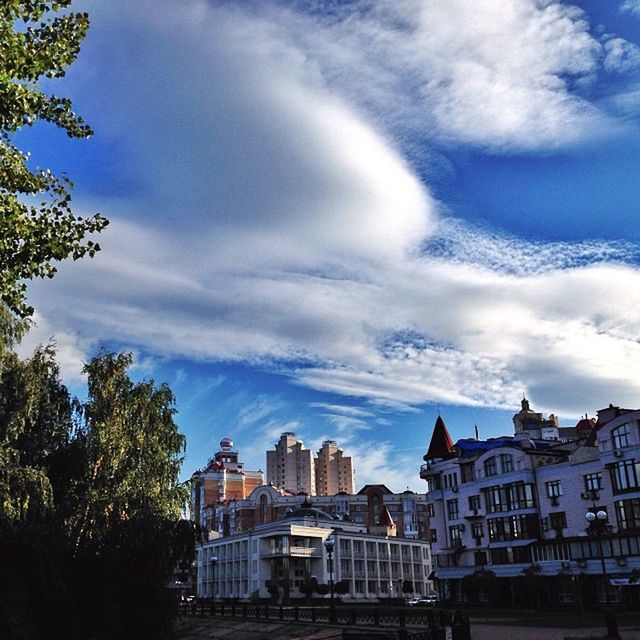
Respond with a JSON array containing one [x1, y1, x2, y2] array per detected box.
[[406, 597, 422, 606], [417, 595, 437, 606]]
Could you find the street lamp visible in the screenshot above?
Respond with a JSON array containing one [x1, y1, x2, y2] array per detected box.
[[585, 509, 620, 640], [210, 555, 218, 601], [324, 537, 335, 603], [585, 510, 610, 606]]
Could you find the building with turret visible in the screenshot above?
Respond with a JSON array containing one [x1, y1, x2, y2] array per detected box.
[[191, 437, 264, 531], [420, 400, 640, 609]]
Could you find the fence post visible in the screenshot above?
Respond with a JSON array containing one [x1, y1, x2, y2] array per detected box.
[[351, 608, 357, 625], [231, 602, 236, 617], [294, 606, 299, 621], [399, 607, 406, 628], [265, 605, 270, 619], [398, 629, 408, 640], [311, 607, 316, 623], [243, 604, 247, 618], [279, 606, 284, 620], [374, 608, 380, 626]]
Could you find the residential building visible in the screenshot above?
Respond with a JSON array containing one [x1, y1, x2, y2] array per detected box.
[[420, 400, 640, 609], [191, 437, 264, 530], [196, 498, 433, 601], [266, 432, 316, 495], [315, 440, 355, 495]]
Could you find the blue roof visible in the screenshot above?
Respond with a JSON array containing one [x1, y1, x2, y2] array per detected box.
[[455, 437, 555, 458]]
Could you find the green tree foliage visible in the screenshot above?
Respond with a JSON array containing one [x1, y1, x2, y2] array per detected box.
[[0, 0, 108, 318], [0, 309, 72, 532], [70, 352, 187, 555], [0, 333, 192, 640]]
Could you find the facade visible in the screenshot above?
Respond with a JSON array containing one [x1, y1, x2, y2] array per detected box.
[[266, 432, 316, 496], [196, 500, 433, 601], [191, 438, 264, 530], [207, 483, 429, 541], [315, 440, 355, 495], [420, 401, 640, 608]]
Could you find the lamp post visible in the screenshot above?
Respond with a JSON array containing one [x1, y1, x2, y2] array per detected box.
[[210, 555, 218, 602], [585, 509, 620, 640], [324, 537, 335, 603]]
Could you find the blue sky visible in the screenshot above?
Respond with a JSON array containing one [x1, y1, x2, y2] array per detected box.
[[16, 0, 640, 491]]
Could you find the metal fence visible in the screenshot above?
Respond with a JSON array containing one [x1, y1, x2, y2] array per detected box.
[[180, 602, 471, 640]]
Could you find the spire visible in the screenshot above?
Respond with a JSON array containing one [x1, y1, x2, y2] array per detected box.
[[521, 395, 530, 412], [423, 415, 454, 461]]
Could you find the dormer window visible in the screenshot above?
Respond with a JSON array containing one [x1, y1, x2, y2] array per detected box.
[[612, 424, 630, 449]]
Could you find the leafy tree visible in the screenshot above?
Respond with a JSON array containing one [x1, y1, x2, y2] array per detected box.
[[70, 352, 187, 555], [0, 337, 192, 640], [334, 579, 349, 596], [0, 0, 108, 318], [0, 312, 73, 533], [401, 579, 413, 595]]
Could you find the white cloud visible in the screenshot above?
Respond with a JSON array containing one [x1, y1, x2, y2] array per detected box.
[[621, 1, 640, 16], [24, 0, 640, 425]]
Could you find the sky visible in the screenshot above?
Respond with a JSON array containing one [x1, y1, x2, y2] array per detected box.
[[14, 0, 640, 492]]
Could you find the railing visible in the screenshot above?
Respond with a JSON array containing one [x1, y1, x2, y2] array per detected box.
[[290, 546, 317, 557], [180, 601, 471, 640]]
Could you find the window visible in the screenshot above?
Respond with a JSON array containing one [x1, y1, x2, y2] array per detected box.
[[449, 524, 464, 547], [487, 515, 538, 542], [505, 482, 536, 510], [427, 503, 435, 518], [461, 463, 474, 483], [468, 495, 481, 512], [615, 499, 640, 531], [425, 476, 440, 493], [484, 486, 504, 513], [484, 457, 497, 477], [474, 551, 487, 567], [610, 459, 640, 492], [447, 499, 459, 520], [546, 481, 562, 498], [584, 473, 602, 493], [471, 522, 483, 541], [549, 511, 567, 531], [430, 529, 438, 543], [500, 454, 514, 473], [612, 424, 630, 449]]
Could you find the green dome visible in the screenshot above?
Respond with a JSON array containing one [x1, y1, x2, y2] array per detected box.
[[284, 497, 336, 521]]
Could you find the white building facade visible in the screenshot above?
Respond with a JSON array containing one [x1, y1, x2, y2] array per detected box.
[[196, 502, 433, 602], [421, 402, 640, 608]]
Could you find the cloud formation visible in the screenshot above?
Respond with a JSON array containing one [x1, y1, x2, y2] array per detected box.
[[26, 0, 640, 426]]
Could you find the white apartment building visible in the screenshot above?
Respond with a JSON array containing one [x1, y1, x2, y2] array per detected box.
[[421, 401, 640, 609], [316, 440, 355, 495], [196, 500, 433, 602], [266, 432, 316, 495]]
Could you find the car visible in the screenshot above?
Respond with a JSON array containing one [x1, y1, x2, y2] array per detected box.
[[406, 597, 422, 606], [417, 595, 437, 606]]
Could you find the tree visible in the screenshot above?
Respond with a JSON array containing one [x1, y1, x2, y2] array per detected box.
[[0, 337, 192, 640], [0, 0, 108, 318]]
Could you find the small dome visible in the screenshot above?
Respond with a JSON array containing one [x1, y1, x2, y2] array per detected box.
[[220, 437, 234, 451], [284, 497, 335, 521]]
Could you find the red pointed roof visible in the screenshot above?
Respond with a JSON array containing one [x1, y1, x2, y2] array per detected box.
[[575, 417, 596, 431], [379, 505, 395, 527], [424, 416, 454, 461]]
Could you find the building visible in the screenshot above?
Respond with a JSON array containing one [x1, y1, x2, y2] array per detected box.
[[266, 432, 316, 496], [315, 440, 355, 495], [420, 400, 640, 609], [191, 437, 264, 531], [207, 482, 429, 541], [196, 499, 433, 601]]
